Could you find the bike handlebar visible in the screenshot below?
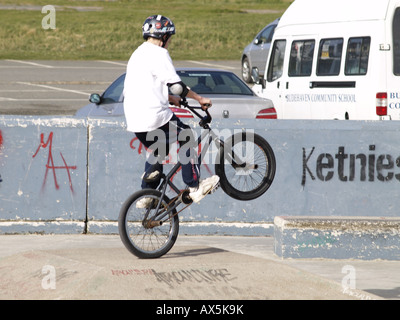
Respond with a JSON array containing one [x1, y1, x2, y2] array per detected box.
[[178, 98, 212, 127]]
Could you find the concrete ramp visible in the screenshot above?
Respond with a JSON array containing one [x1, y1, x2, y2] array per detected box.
[[0, 244, 376, 300], [274, 216, 400, 260]]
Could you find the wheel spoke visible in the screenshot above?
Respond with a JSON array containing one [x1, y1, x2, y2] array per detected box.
[[118, 190, 179, 258], [217, 133, 276, 201]]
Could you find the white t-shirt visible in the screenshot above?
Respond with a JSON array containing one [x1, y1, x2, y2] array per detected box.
[[123, 42, 181, 132]]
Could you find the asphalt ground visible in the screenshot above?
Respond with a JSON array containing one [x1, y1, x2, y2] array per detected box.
[[1, 234, 399, 301], [0, 59, 241, 116]]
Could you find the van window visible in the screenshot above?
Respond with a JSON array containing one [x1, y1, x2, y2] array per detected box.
[[289, 40, 315, 77], [393, 8, 400, 76], [317, 38, 343, 76], [267, 40, 286, 82], [345, 37, 370, 75]]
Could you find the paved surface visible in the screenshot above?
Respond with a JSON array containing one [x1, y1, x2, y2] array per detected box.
[[0, 234, 398, 300], [1, 60, 398, 301], [0, 60, 241, 116]]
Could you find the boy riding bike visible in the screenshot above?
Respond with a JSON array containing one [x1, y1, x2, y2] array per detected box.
[[123, 15, 220, 208]]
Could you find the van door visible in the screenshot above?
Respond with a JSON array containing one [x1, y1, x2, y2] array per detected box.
[[283, 38, 316, 119], [343, 36, 374, 120], [388, 4, 400, 119], [265, 39, 287, 118]]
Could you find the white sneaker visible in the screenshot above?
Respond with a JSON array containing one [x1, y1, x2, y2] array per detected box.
[[141, 170, 160, 183], [189, 175, 220, 203], [136, 197, 158, 209]]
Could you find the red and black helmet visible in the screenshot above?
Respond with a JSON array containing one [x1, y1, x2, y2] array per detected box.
[[142, 15, 176, 41]]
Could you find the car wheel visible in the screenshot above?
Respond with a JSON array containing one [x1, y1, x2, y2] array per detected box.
[[242, 57, 252, 83]]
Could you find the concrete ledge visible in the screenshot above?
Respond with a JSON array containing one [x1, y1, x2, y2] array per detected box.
[[0, 221, 85, 234], [87, 221, 274, 236], [274, 216, 400, 260]]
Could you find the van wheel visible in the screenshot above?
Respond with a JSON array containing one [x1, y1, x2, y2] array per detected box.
[[242, 57, 252, 83]]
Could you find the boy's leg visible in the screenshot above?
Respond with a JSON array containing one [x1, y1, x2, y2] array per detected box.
[[141, 161, 163, 189], [135, 131, 167, 190], [171, 115, 200, 188], [172, 116, 220, 202]]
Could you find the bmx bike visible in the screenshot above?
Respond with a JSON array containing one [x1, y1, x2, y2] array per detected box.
[[118, 99, 276, 258]]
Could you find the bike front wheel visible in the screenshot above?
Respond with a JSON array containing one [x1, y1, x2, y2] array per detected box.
[[118, 189, 179, 259], [215, 132, 276, 201]]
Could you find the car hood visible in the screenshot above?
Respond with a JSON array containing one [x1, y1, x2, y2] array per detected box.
[[242, 43, 253, 55], [75, 102, 124, 117]]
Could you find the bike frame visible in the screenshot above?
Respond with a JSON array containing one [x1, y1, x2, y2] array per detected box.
[[147, 103, 222, 223], [143, 99, 247, 225]]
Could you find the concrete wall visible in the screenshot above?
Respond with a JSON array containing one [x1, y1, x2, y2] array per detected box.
[[1, 116, 400, 235], [0, 117, 87, 234]]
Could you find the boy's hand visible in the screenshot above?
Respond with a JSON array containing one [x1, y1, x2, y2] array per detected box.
[[168, 95, 181, 107], [199, 97, 212, 110]]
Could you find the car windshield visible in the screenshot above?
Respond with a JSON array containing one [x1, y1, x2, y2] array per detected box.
[[102, 73, 125, 103], [176, 70, 254, 95]]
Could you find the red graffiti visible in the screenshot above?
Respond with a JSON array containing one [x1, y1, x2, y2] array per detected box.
[[32, 132, 77, 193], [129, 137, 148, 155], [111, 269, 154, 276]]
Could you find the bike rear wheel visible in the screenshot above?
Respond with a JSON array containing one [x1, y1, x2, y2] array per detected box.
[[215, 132, 276, 201], [118, 189, 179, 259]]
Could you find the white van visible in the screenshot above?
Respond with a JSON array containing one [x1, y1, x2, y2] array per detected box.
[[253, 0, 400, 120]]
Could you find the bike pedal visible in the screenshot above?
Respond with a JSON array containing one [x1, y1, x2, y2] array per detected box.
[[209, 182, 220, 194], [180, 190, 193, 205]]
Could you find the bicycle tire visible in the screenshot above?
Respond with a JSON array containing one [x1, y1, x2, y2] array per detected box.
[[215, 132, 276, 201], [118, 189, 179, 259]]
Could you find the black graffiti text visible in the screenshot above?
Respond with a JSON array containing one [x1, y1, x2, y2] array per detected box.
[[152, 268, 237, 288], [302, 145, 400, 186]]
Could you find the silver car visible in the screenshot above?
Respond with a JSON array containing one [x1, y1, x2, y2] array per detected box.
[[241, 19, 279, 83], [75, 68, 277, 119]]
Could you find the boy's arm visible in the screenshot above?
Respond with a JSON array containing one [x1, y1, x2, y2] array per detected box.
[[168, 81, 212, 110]]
